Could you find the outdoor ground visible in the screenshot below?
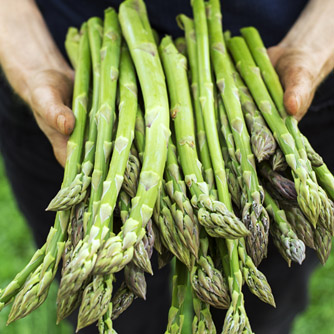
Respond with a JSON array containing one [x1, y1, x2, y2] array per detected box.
[[0, 157, 333, 334]]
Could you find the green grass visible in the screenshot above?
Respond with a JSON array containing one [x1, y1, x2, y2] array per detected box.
[[0, 155, 333, 333], [0, 158, 72, 334]]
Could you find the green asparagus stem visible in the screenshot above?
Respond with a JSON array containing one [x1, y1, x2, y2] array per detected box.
[[207, 0, 269, 266], [99, 301, 118, 334], [264, 190, 306, 266], [174, 37, 187, 56], [225, 49, 276, 163], [165, 260, 188, 334], [6, 23, 91, 323], [91, 0, 170, 277], [159, 32, 248, 240], [176, 14, 215, 192], [47, 17, 103, 211], [227, 36, 322, 228], [65, 27, 80, 69], [57, 27, 130, 302], [240, 27, 334, 233], [134, 106, 145, 162], [122, 152, 140, 198]]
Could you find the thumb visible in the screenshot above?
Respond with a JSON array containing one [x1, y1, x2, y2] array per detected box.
[[270, 48, 315, 121], [32, 85, 75, 135]]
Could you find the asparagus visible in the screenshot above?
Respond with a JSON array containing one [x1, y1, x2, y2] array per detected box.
[[122, 152, 140, 198], [174, 36, 187, 56], [264, 190, 306, 266], [207, 0, 269, 266], [237, 239, 275, 307], [91, 0, 170, 277], [65, 27, 80, 69], [192, 296, 216, 334], [99, 301, 118, 334], [240, 27, 334, 232], [110, 282, 135, 321], [176, 14, 215, 191], [57, 27, 130, 302], [165, 260, 188, 334], [6, 23, 91, 323], [77, 274, 113, 332], [227, 36, 322, 228], [134, 106, 145, 162], [314, 225, 333, 264], [193, 2, 252, 332], [271, 148, 288, 172], [282, 205, 315, 250], [225, 49, 276, 163], [159, 33, 248, 239], [303, 135, 334, 201], [190, 234, 230, 309], [47, 17, 103, 211], [259, 162, 297, 202]]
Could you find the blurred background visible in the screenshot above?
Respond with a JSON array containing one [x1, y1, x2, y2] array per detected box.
[[0, 155, 333, 334]]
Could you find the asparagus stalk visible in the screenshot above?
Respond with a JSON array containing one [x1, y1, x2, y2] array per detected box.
[[58, 31, 131, 302], [192, 2, 252, 332], [47, 18, 103, 212], [264, 190, 306, 266], [134, 106, 145, 162], [99, 301, 119, 334], [159, 34, 248, 239], [6, 23, 91, 323], [91, 0, 170, 277], [65, 27, 80, 69], [240, 28, 334, 232], [303, 135, 334, 201], [122, 152, 140, 198], [225, 48, 276, 163], [259, 162, 297, 202], [227, 36, 322, 229], [176, 14, 215, 192], [110, 282, 135, 321], [174, 36, 187, 56], [165, 260, 188, 334], [207, 0, 269, 266]]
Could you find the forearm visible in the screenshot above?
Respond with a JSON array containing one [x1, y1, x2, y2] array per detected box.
[[0, 0, 72, 103], [279, 0, 334, 84]]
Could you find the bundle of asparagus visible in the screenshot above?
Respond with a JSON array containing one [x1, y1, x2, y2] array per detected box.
[[1, 0, 333, 333]]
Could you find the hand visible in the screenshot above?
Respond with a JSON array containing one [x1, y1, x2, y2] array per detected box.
[[266, 0, 334, 121], [267, 46, 320, 121], [27, 69, 75, 166]]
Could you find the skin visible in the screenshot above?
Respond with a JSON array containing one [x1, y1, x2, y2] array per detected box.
[[0, 0, 334, 165]]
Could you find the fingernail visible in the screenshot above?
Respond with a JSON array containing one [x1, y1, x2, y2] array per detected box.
[[57, 115, 66, 134]]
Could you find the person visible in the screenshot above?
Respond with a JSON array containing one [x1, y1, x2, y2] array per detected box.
[[0, 0, 333, 333]]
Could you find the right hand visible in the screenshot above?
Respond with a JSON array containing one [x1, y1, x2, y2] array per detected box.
[[26, 68, 75, 166]]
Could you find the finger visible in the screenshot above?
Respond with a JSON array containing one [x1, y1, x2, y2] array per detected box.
[[31, 85, 75, 136], [275, 53, 315, 120]]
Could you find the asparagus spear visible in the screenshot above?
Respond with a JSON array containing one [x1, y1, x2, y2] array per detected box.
[[176, 14, 215, 192], [225, 48, 276, 163], [271, 148, 288, 172], [6, 23, 91, 323], [159, 34, 248, 239], [227, 36, 322, 229], [91, 0, 170, 277], [259, 162, 297, 202], [110, 282, 135, 321], [174, 36, 187, 56], [99, 301, 119, 334], [207, 0, 269, 266], [47, 17, 103, 211], [264, 190, 306, 266], [58, 31, 131, 303], [65, 27, 81, 69], [193, 2, 252, 332], [165, 260, 188, 334], [134, 106, 145, 162], [192, 296, 216, 334], [240, 27, 334, 232], [303, 135, 334, 201], [122, 152, 140, 198]]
